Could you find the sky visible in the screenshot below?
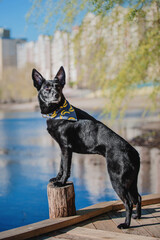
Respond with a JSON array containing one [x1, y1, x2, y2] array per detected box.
[[0, 0, 52, 41], [0, 0, 86, 42], [0, 0, 129, 42]]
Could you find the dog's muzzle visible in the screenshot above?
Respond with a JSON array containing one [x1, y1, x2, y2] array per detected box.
[[39, 91, 61, 105]]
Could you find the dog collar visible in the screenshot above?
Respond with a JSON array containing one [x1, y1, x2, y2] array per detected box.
[[42, 100, 77, 121]]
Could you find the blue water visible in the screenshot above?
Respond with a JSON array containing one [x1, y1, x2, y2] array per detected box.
[[0, 111, 119, 232], [0, 109, 157, 232]]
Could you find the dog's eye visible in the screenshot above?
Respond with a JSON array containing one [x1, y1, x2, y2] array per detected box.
[[45, 86, 50, 91]]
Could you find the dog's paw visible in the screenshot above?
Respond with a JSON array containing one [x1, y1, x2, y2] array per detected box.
[[53, 181, 64, 187], [117, 223, 129, 229], [49, 177, 58, 183]]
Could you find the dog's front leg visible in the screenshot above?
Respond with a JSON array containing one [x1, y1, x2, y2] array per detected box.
[[53, 147, 72, 187], [49, 161, 63, 183]]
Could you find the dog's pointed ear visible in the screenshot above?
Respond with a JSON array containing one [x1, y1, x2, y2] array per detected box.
[[32, 69, 45, 91], [55, 66, 65, 87]]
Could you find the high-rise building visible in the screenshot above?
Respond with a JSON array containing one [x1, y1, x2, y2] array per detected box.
[[0, 28, 10, 38], [17, 32, 73, 85], [0, 28, 26, 78]]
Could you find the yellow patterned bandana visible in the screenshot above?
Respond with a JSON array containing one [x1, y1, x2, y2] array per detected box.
[[42, 100, 77, 121]]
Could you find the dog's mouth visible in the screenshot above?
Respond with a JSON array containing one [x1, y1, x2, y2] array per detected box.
[[39, 94, 61, 105]]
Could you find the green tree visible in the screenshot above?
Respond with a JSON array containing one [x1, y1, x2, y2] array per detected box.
[[27, 0, 158, 29], [27, 0, 160, 118]]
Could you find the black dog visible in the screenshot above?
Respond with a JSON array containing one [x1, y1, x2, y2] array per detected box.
[[32, 66, 141, 229]]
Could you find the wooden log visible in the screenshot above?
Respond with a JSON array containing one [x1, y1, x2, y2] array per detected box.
[[47, 181, 76, 219]]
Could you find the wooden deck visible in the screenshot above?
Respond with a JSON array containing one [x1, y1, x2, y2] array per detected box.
[[0, 194, 160, 240]]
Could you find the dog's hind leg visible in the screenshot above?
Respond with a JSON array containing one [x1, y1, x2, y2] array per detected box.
[[110, 180, 133, 229], [128, 180, 141, 219], [117, 191, 133, 229], [132, 194, 141, 219]]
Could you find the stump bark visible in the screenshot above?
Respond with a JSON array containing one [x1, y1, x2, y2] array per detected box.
[[47, 181, 76, 218]]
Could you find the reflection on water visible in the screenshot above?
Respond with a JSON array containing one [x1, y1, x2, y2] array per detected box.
[[0, 110, 159, 231]]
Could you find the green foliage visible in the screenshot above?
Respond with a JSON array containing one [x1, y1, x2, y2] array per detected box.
[[27, 0, 155, 30], [102, 29, 160, 118], [26, 0, 89, 32], [27, 0, 160, 118], [91, 0, 155, 19]]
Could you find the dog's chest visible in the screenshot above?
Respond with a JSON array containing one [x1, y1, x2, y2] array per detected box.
[[46, 119, 70, 144], [46, 122, 60, 141]]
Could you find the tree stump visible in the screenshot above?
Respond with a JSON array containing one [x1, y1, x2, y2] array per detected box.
[[47, 181, 76, 218]]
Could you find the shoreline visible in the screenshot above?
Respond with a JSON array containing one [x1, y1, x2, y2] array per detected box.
[[0, 95, 160, 150], [0, 94, 159, 113]]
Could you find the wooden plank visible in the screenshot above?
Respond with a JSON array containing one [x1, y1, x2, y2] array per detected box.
[[143, 203, 160, 220], [0, 219, 64, 240], [0, 201, 115, 240], [112, 193, 160, 211], [63, 227, 160, 240], [33, 228, 103, 240], [135, 207, 160, 238], [33, 231, 96, 240], [39, 238, 68, 240], [0, 194, 160, 240], [141, 194, 160, 206], [107, 209, 152, 237], [46, 232, 103, 240], [89, 213, 122, 233], [75, 219, 96, 229], [44, 234, 104, 240]]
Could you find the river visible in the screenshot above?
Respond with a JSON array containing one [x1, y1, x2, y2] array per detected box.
[[0, 110, 159, 231]]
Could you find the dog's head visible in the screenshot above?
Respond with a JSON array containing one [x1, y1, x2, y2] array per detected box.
[[32, 66, 65, 114]]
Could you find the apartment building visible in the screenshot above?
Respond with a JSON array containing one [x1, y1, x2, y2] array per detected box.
[[0, 28, 26, 78], [17, 31, 74, 85]]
